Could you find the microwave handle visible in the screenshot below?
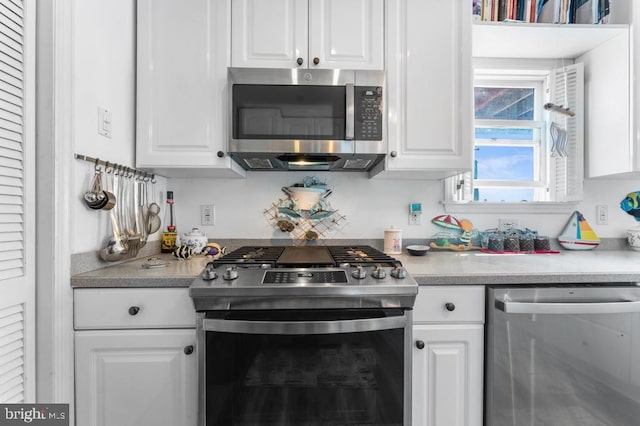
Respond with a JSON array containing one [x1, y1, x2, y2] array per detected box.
[[345, 83, 354, 140]]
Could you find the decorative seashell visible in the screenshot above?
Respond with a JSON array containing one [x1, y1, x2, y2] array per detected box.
[[304, 230, 318, 241], [277, 220, 295, 232], [172, 244, 193, 260]]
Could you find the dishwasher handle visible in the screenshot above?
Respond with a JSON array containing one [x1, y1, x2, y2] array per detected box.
[[496, 299, 640, 315]]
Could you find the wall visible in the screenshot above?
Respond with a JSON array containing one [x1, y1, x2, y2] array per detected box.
[[169, 173, 640, 242], [70, 0, 166, 255]]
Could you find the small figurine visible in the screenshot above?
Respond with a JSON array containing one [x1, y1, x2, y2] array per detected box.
[[172, 244, 193, 260], [620, 191, 640, 221], [201, 242, 226, 258]]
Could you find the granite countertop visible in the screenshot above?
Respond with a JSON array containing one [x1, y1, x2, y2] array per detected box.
[[71, 248, 640, 289], [71, 254, 211, 288], [398, 249, 640, 285]]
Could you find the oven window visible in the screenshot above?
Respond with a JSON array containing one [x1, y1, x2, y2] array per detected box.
[[205, 327, 403, 425], [232, 85, 346, 140]]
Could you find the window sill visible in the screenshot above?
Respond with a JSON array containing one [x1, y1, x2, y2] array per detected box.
[[442, 201, 580, 214]]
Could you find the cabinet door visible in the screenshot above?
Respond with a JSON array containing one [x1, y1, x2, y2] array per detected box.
[[75, 329, 197, 426], [379, 0, 473, 179], [136, 0, 244, 177], [231, 0, 308, 68], [412, 324, 483, 426], [309, 0, 384, 70]]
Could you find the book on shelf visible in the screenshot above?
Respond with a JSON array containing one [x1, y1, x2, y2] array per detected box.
[[477, 0, 612, 24]]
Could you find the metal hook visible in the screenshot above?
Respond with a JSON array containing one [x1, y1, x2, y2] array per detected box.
[[94, 158, 102, 172]]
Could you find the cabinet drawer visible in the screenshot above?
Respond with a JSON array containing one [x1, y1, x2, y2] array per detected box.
[[74, 288, 196, 330], [412, 286, 485, 323]]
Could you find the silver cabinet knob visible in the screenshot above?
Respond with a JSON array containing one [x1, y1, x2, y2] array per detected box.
[[390, 151, 397, 158]]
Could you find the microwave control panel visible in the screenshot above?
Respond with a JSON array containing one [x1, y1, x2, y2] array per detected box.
[[355, 86, 383, 141]]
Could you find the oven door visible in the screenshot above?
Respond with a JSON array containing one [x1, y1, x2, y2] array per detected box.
[[197, 309, 412, 426]]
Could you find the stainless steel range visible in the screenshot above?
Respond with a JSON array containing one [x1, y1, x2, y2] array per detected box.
[[189, 245, 417, 426]]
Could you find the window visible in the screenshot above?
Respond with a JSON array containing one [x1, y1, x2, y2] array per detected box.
[[444, 63, 584, 211]]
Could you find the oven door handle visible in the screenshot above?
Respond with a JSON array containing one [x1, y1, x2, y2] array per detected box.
[[202, 316, 406, 335], [497, 299, 640, 315]]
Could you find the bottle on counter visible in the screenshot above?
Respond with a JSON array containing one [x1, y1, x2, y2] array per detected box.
[[161, 191, 177, 253]]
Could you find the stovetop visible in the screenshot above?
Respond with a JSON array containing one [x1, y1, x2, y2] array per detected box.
[[208, 245, 403, 268], [190, 245, 418, 311]]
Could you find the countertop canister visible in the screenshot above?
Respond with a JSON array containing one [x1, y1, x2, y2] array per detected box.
[[384, 227, 402, 255]]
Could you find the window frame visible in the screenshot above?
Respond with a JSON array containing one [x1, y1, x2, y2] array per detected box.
[[443, 61, 582, 214]]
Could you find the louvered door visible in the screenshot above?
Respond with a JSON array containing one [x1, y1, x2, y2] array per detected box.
[[0, 0, 35, 403], [550, 63, 584, 202]]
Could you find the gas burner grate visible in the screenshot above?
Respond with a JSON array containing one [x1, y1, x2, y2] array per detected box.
[[327, 246, 401, 267]]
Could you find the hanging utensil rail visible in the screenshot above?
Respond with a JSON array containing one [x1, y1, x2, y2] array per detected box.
[[74, 153, 156, 181]]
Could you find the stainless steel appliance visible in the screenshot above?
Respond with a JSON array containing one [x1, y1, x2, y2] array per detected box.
[[486, 285, 640, 426], [227, 68, 385, 172], [190, 246, 417, 426]]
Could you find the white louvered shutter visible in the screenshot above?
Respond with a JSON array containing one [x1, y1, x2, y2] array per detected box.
[[549, 63, 584, 202], [0, 0, 35, 403]]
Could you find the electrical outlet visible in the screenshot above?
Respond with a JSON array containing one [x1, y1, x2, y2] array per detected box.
[[201, 204, 215, 226], [408, 203, 422, 225], [409, 213, 421, 225], [596, 204, 608, 225], [498, 218, 519, 231]]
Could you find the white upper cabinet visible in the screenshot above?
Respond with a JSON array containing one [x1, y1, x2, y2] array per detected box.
[[136, 0, 245, 178], [372, 0, 473, 179], [231, 0, 384, 70]]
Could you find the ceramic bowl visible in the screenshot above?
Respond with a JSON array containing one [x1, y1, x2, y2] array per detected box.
[[627, 226, 640, 251], [406, 245, 430, 256]]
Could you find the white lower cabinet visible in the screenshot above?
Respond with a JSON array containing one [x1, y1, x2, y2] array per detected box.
[[412, 286, 484, 426], [74, 288, 197, 426]]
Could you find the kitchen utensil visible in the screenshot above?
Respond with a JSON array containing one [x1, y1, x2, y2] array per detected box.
[[550, 122, 559, 157], [100, 173, 131, 261], [146, 179, 161, 234], [406, 245, 430, 256], [84, 169, 108, 209]]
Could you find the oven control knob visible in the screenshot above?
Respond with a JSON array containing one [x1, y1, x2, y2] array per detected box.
[[352, 265, 367, 279], [201, 265, 218, 281], [339, 262, 351, 268], [371, 264, 386, 279], [223, 267, 239, 281], [260, 263, 270, 269], [390, 265, 407, 279]]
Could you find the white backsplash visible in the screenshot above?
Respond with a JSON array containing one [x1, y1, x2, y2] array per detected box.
[[167, 172, 640, 242]]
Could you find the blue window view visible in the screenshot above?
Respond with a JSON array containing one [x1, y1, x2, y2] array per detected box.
[[475, 146, 534, 181], [473, 86, 538, 202]]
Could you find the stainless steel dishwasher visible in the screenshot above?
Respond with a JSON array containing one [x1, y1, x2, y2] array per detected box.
[[486, 285, 640, 426]]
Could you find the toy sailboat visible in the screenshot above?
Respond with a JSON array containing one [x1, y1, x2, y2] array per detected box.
[[558, 211, 600, 250]]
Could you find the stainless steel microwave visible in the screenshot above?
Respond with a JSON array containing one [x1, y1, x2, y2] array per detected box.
[[227, 68, 386, 172]]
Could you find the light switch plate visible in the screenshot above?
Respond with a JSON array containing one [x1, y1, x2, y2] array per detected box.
[[201, 204, 215, 226]]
